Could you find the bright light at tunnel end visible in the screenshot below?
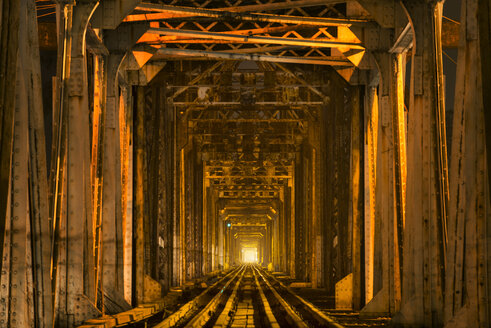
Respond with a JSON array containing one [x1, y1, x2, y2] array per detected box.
[[242, 248, 258, 263]]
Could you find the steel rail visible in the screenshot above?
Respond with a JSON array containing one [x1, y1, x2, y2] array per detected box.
[[251, 266, 281, 328], [184, 266, 246, 327], [252, 266, 308, 328], [213, 266, 249, 327], [153, 266, 243, 328], [260, 269, 345, 328]]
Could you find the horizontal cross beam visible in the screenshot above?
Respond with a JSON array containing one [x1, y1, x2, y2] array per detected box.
[[190, 118, 306, 122], [153, 47, 353, 66], [133, 3, 369, 27], [207, 175, 291, 178], [174, 101, 325, 105], [148, 27, 364, 49]]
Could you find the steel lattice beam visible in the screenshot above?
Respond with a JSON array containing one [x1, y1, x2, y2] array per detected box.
[[132, 3, 370, 27], [152, 47, 353, 66], [148, 27, 364, 49]]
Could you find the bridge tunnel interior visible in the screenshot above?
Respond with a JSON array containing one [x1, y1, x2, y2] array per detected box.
[[0, 0, 490, 327], [136, 59, 362, 289]]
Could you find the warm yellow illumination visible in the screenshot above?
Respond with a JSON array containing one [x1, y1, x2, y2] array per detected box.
[[242, 248, 257, 263]]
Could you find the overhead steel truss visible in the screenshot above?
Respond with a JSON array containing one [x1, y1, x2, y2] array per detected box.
[[127, 0, 367, 66]]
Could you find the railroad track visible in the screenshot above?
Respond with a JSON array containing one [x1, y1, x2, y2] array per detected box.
[[78, 266, 391, 328], [151, 265, 346, 328]]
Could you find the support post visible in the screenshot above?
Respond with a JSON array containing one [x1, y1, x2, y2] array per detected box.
[[0, 0, 19, 276], [363, 82, 378, 305], [350, 85, 364, 310], [101, 53, 128, 310], [362, 52, 403, 316], [397, 1, 448, 325], [445, 0, 491, 326], [134, 86, 145, 305], [0, 47, 30, 328], [53, 2, 102, 326]]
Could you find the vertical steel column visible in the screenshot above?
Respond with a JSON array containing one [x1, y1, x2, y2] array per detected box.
[[309, 105, 322, 288], [2, 3, 54, 325], [364, 51, 405, 315], [350, 86, 364, 310], [294, 149, 305, 280], [134, 86, 145, 304], [180, 148, 186, 282], [479, 0, 491, 196], [172, 100, 180, 285], [203, 181, 209, 273], [363, 83, 378, 305], [322, 91, 336, 293], [162, 94, 174, 290], [102, 53, 126, 305], [398, 1, 448, 325], [445, 0, 490, 326], [24, 0, 53, 324], [219, 213, 225, 269], [391, 53, 406, 313], [121, 85, 133, 304], [0, 0, 19, 277], [213, 191, 219, 270], [54, 2, 101, 326], [0, 51, 29, 328], [477, 1, 491, 323], [273, 201, 280, 272], [91, 53, 105, 311]]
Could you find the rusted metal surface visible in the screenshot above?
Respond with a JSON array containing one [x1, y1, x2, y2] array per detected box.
[[1, 1, 490, 327], [126, 0, 369, 68], [1, 44, 30, 328], [445, 0, 490, 326], [398, 1, 448, 325], [54, 2, 103, 325], [0, 0, 19, 278], [38, 22, 57, 50]]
